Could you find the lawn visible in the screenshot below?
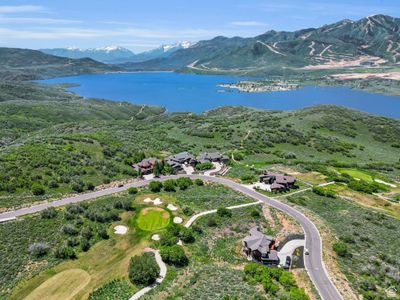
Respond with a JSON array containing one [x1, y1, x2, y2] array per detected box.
[[25, 269, 91, 300], [136, 207, 170, 231], [336, 168, 373, 182]]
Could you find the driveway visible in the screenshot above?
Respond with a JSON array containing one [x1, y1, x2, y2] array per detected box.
[[0, 174, 343, 300], [277, 239, 305, 266]]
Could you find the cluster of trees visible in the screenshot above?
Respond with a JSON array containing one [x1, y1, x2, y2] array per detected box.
[[347, 180, 388, 194], [244, 263, 309, 299], [31, 201, 133, 261], [160, 245, 188, 267], [149, 177, 196, 193], [159, 224, 197, 247], [128, 253, 160, 286], [312, 186, 336, 198]]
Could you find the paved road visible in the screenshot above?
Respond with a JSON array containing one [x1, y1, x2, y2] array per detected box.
[[0, 175, 343, 300]]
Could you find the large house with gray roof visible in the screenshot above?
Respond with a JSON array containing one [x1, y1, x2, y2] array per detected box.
[[166, 151, 197, 173], [243, 227, 279, 265], [197, 152, 229, 164], [259, 171, 296, 192]]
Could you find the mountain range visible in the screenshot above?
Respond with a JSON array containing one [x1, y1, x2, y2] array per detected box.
[[40, 41, 192, 64], [0, 48, 119, 81], [122, 14, 400, 75]]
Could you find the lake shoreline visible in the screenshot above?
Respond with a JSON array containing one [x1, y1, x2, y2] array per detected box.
[[37, 72, 400, 119]]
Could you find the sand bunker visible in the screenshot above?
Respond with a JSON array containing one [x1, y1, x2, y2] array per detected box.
[[167, 204, 178, 211], [153, 198, 163, 205], [114, 225, 128, 235], [173, 217, 183, 224], [151, 234, 160, 241], [143, 197, 163, 205]]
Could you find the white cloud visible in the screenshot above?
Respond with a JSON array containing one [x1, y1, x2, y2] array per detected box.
[[230, 21, 267, 27], [0, 26, 223, 40], [0, 17, 82, 24], [0, 5, 44, 14]]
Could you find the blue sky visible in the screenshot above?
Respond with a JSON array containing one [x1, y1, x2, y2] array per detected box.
[[0, 0, 399, 52]]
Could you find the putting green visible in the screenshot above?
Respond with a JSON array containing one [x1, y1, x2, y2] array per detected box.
[[137, 207, 170, 231]]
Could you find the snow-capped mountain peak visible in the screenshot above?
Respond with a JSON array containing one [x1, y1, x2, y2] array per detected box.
[[161, 41, 192, 52], [95, 45, 129, 52]]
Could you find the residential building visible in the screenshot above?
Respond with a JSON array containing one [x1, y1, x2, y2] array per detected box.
[[259, 171, 296, 191], [132, 158, 161, 175], [197, 152, 229, 164], [166, 151, 196, 173], [243, 227, 279, 265]]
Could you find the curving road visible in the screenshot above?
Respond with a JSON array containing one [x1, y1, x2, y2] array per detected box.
[[0, 174, 343, 300]]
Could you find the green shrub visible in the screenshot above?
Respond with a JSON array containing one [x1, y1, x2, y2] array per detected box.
[[176, 177, 193, 190], [348, 180, 388, 194], [80, 238, 91, 252], [163, 179, 176, 192], [128, 187, 138, 195], [81, 226, 93, 239], [217, 207, 232, 218], [240, 174, 256, 183], [332, 242, 350, 257], [159, 232, 178, 246], [207, 218, 217, 227], [31, 183, 45, 196], [128, 253, 159, 285], [86, 182, 95, 191], [48, 180, 59, 189], [61, 224, 78, 235], [196, 162, 214, 171], [312, 186, 336, 198], [28, 242, 50, 257], [182, 206, 194, 216], [194, 179, 204, 186], [113, 200, 133, 211], [88, 279, 133, 300], [180, 228, 195, 243], [98, 228, 109, 240], [250, 210, 260, 218], [160, 245, 189, 267], [40, 207, 57, 219], [66, 237, 79, 247], [54, 244, 76, 259], [149, 181, 163, 192]]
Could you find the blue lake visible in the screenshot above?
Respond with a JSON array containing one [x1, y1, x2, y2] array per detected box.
[[39, 72, 400, 118]]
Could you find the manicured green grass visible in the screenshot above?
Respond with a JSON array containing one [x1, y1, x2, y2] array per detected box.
[[136, 207, 170, 231], [336, 168, 373, 182]]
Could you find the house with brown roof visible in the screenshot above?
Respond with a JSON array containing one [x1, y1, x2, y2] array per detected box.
[[132, 157, 161, 175], [243, 227, 279, 265]]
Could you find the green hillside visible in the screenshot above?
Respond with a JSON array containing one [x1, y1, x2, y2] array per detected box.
[[0, 47, 120, 81], [123, 14, 400, 75], [0, 81, 399, 209]]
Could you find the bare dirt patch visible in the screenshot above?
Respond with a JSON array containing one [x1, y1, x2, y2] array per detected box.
[[330, 71, 400, 81]]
